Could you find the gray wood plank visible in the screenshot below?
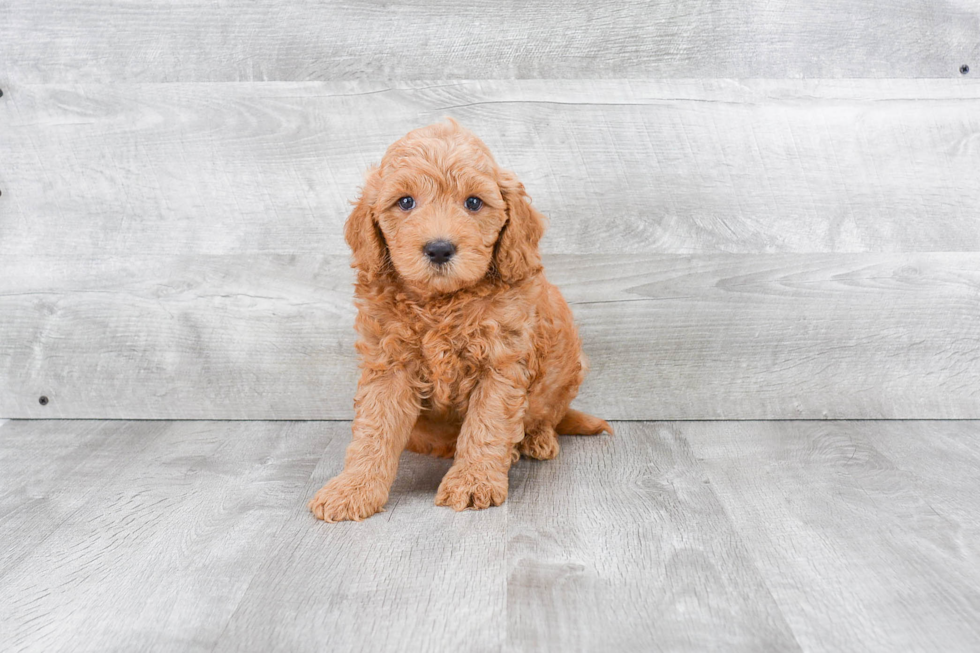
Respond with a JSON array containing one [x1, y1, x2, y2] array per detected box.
[[3, 80, 980, 260], [2, 252, 977, 420], [861, 421, 980, 566], [3, 419, 980, 650], [212, 440, 507, 653], [0, 420, 159, 577], [506, 422, 800, 652], [0, 420, 333, 653], [685, 421, 980, 652], [1, 1, 976, 82], [0, 254, 361, 420], [565, 252, 980, 420]]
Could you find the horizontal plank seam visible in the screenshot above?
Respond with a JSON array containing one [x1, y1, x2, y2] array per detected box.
[[5, 80, 980, 101], [5, 418, 980, 424]]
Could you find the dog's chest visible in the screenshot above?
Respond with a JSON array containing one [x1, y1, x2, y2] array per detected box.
[[382, 291, 532, 414], [415, 319, 485, 411]]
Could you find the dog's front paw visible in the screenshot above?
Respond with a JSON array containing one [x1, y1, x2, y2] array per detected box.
[[308, 474, 387, 523], [435, 464, 508, 511]]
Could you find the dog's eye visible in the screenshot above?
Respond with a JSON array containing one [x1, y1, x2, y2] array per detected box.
[[398, 196, 416, 211], [464, 196, 483, 212]]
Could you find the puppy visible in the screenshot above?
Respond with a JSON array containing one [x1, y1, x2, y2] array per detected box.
[[310, 119, 611, 522]]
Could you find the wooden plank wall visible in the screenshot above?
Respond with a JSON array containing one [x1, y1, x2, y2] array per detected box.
[[2, 1, 977, 81], [1, 3, 978, 419]]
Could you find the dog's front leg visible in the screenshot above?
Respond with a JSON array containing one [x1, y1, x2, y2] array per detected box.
[[309, 367, 419, 522], [436, 368, 526, 511]]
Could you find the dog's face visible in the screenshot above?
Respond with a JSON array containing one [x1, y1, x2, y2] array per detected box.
[[345, 120, 545, 294], [372, 122, 508, 294]]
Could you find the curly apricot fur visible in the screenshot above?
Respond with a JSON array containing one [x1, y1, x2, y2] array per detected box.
[[309, 119, 612, 522]]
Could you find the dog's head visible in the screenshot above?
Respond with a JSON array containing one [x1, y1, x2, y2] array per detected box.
[[345, 119, 545, 294]]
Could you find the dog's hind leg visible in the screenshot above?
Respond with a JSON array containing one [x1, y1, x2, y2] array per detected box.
[[517, 423, 561, 460], [406, 416, 460, 458]]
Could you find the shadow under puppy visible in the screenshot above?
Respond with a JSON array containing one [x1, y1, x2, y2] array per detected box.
[[310, 119, 612, 522]]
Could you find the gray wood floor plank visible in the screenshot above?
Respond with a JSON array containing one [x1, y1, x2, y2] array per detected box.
[[0, 420, 333, 653], [212, 440, 506, 653], [2, 252, 977, 420], [505, 423, 800, 652], [684, 421, 980, 652], [3, 80, 979, 260], [0, 420, 161, 578], [3, 420, 980, 650], [2, 1, 976, 82], [861, 422, 980, 567]]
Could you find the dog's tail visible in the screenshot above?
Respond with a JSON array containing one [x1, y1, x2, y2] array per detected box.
[[556, 408, 614, 436]]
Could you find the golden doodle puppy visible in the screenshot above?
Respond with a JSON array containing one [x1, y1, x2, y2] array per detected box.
[[310, 119, 612, 522]]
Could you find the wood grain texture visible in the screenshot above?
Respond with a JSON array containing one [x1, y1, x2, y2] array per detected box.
[[3, 420, 980, 651], [565, 252, 980, 420], [1, 0, 976, 83], [506, 423, 799, 652], [2, 252, 977, 420], [685, 421, 980, 652], [0, 254, 362, 420], [0, 420, 157, 576], [862, 421, 980, 558], [0, 420, 333, 652], [3, 80, 980, 260], [213, 433, 507, 653]]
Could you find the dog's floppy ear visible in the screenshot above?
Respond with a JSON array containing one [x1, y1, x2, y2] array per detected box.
[[344, 166, 386, 280], [494, 169, 546, 283]]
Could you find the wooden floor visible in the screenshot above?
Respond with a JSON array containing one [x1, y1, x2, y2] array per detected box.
[[2, 420, 978, 652]]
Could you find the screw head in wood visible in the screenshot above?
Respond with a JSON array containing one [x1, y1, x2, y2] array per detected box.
[[961, 64, 971, 75], [39, 396, 49, 406]]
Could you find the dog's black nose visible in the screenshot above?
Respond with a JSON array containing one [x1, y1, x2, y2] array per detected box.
[[423, 240, 456, 265]]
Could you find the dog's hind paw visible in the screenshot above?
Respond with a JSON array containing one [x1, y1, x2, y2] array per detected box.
[[518, 427, 560, 460]]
